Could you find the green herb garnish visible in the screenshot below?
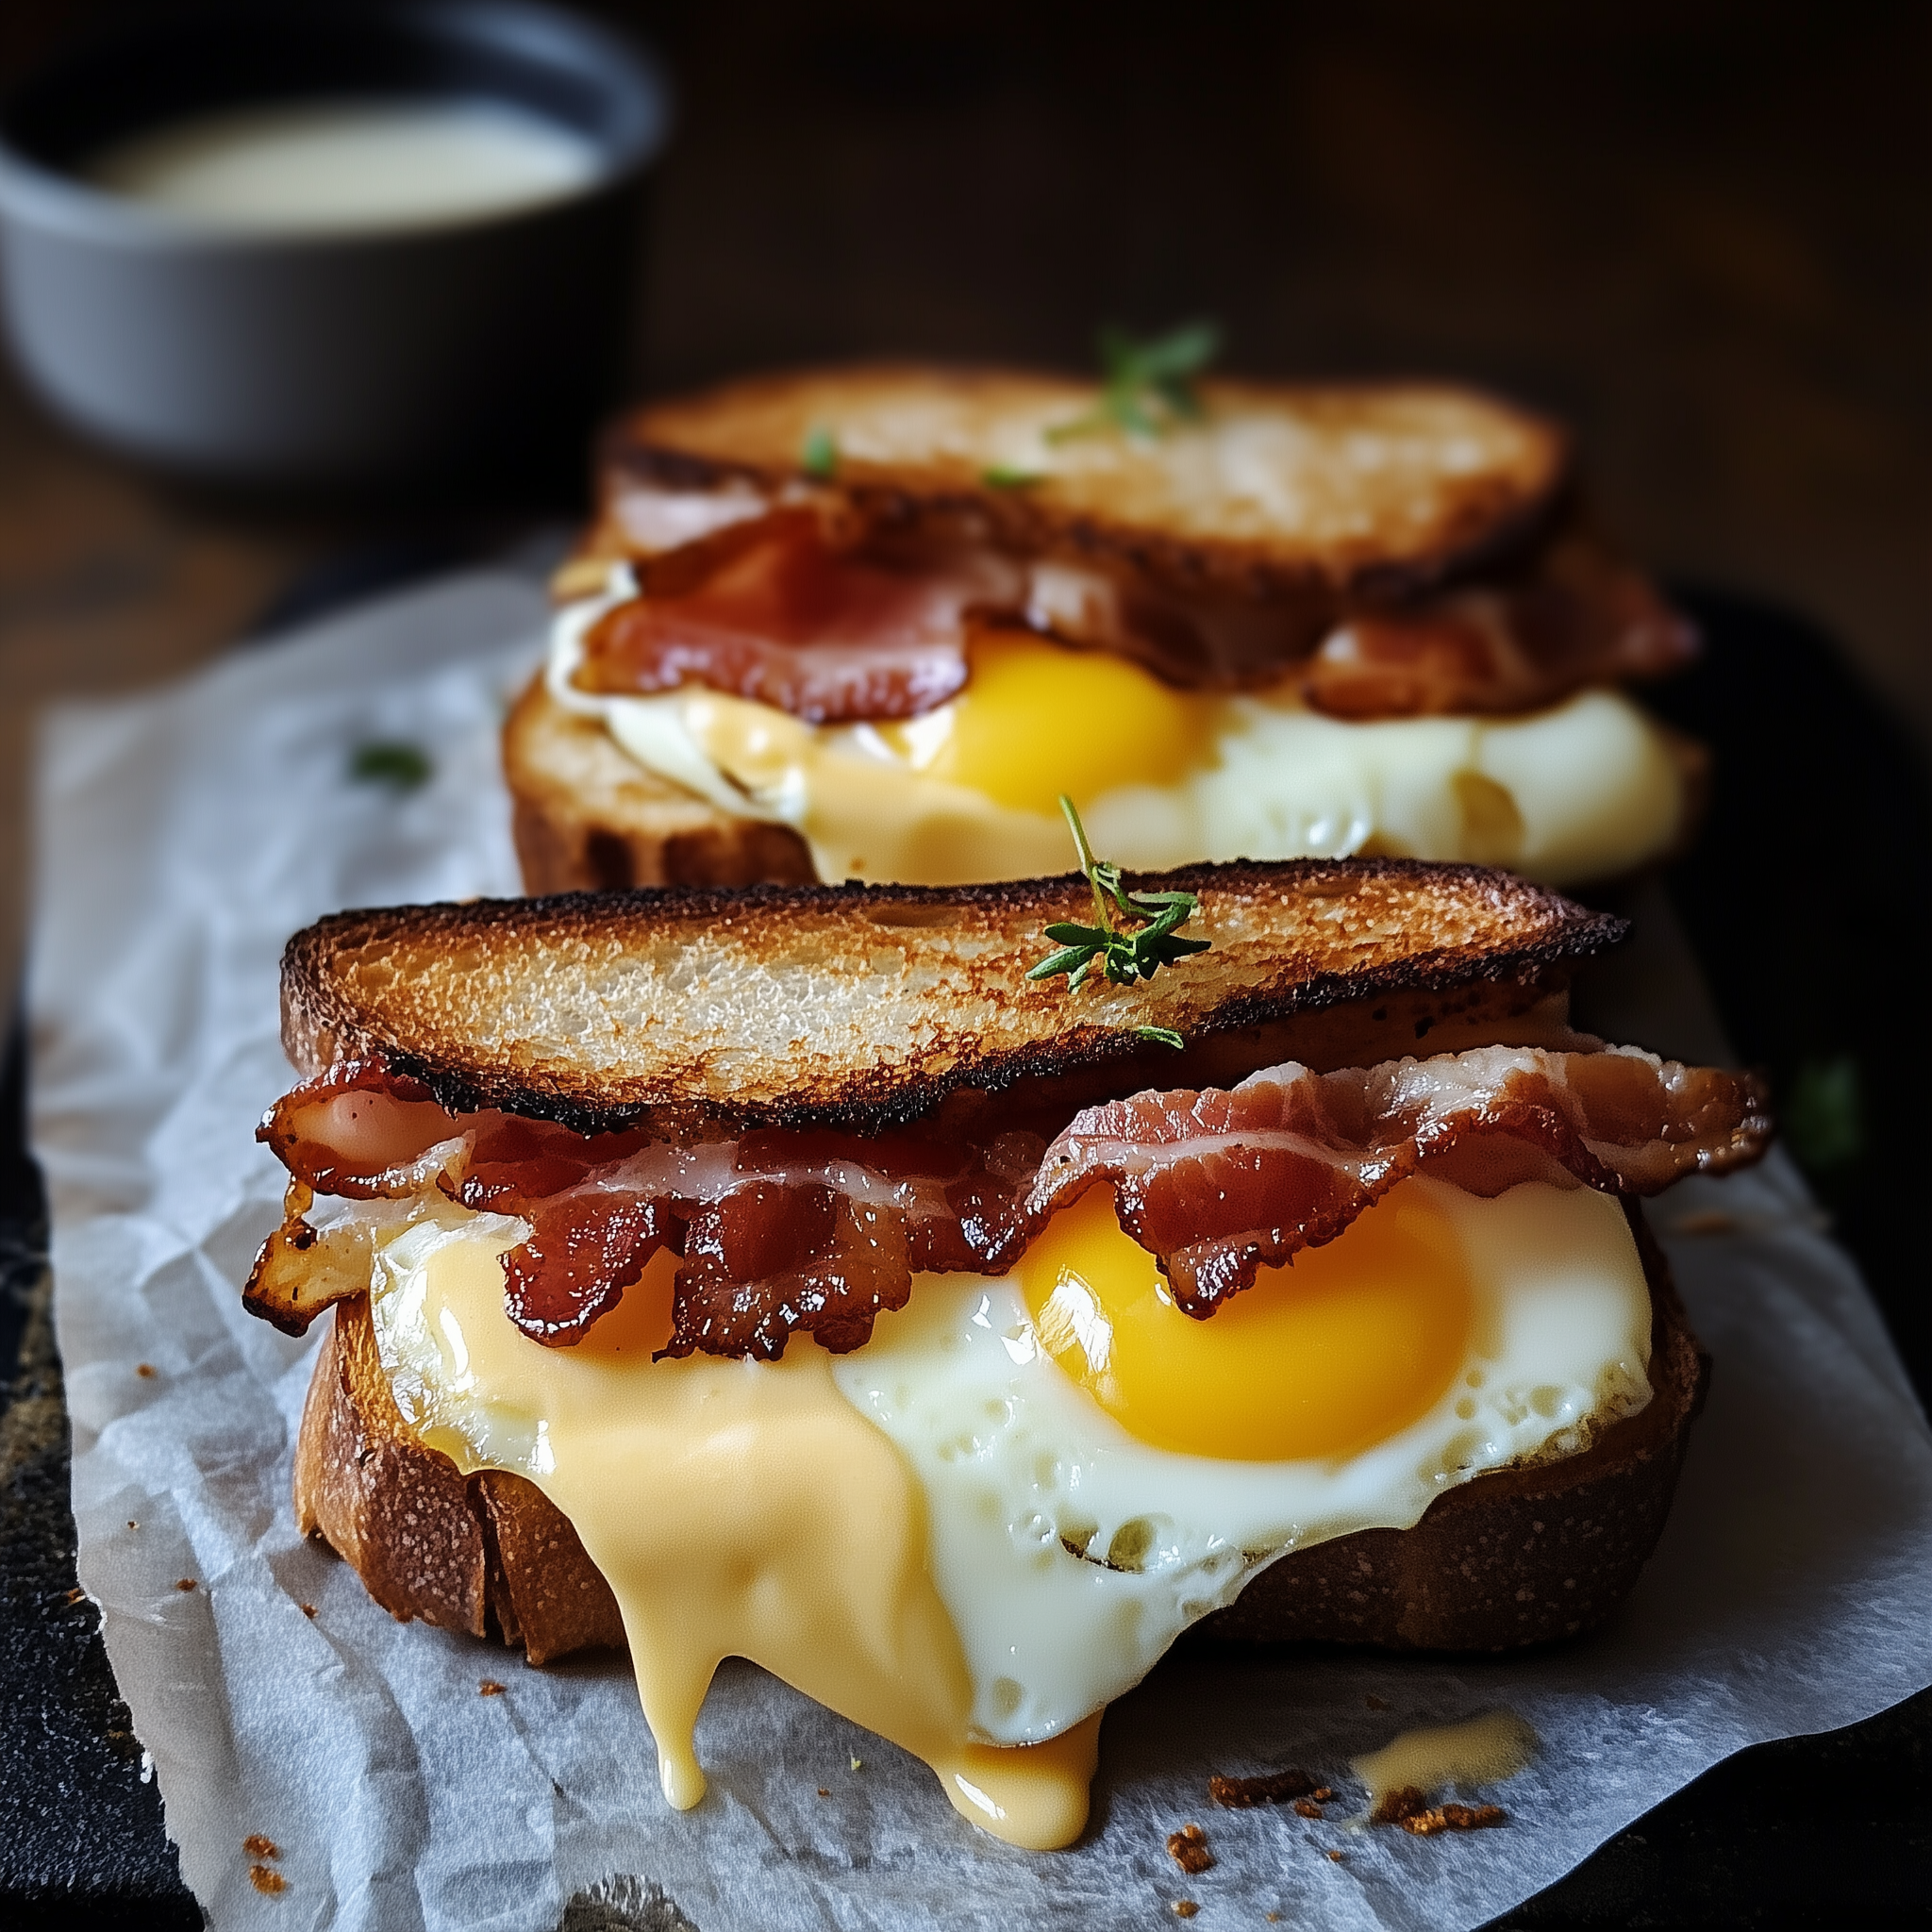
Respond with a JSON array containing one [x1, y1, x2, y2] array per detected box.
[[801, 423, 839, 478], [1026, 797, 1210, 1035], [981, 463, 1045, 489], [1133, 1025, 1188, 1051], [348, 741, 432, 791], [1786, 1053, 1863, 1173], [1047, 320, 1223, 444]]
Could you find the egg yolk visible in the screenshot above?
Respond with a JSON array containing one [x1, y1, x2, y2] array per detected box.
[[878, 627, 1215, 815], [1017, 1182, 1474, 1461]]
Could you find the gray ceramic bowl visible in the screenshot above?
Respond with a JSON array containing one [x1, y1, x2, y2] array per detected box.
[[0, 0, 672, 486]]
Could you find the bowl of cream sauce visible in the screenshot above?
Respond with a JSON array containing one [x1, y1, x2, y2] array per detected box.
[[0, 1, 671, 485]]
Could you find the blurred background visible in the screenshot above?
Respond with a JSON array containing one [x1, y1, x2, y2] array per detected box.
[[1, 0, 1928, 1013]]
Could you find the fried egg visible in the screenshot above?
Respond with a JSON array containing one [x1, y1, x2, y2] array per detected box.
[[546, 576, 1689, 888], [364, 1172, 1651, 1845]]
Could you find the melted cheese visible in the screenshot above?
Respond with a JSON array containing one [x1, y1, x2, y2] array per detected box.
[[1352, 1710, 1539, 1809], [363, 1179, 1649, 1831], [372, 1208, 1098, 1849], [546, 580, 1687, 887]]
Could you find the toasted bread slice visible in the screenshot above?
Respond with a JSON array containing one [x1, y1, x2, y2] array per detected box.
[[591, 366, 1569, 607], [293, 1203, 1701, 1666], [504, 672, 815, 893], [280, 863, 1623, 1135]]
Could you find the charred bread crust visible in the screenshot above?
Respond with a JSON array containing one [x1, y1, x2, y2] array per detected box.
[[279, 865, 1625, 1138], [504, 675, 816, 895], [593, 367, 1571, 609], [1199, 1204, 1706, 1648], [293, 1204, 1700, 1666]]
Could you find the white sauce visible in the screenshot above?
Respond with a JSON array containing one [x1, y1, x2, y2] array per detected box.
[[86, 97, 602, 233]]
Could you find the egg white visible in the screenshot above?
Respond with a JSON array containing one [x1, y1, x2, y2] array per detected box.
[[365, 1175, 1652, 1749]]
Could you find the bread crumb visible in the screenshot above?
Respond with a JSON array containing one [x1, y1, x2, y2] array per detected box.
[[1402, 1803, 1507, 1836], [243, 1835, 279, 1859], [1326, 1850, 1343, 1863], [137, 1363, 156, 1378], [248, 1865, 288, 1895], [64, 1585, 86, 1605], [1366, 1694, 1391, 1711], [1167, 1824, 1214, 1874], [1370, 1785, 1428, 1825], [1173, 1903, 1199, 1919], [1292, 1798, 1324, 1819], [1208, 1768, 1318, 1808], [127, 1521, 139, 1530], [478, 1680, 506, 1697], [300, 1604, 317, 1619], [175, 1578, 197, 1592], [1673, 1208, 1737, 1237]]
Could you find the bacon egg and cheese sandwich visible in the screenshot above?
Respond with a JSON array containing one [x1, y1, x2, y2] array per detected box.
[[509, 355, 1701, 896], [245, 859, 1768, 1848]]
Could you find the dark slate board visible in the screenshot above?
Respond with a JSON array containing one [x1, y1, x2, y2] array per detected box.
[[3, 585, 1929, 1930]]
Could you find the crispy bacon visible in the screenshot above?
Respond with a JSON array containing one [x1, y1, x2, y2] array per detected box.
[[258, 1059, 461, 1199], [253, 1062, 1039, 1356], [575, 514, 1021, 723], [1028, 1044, 1773, 1314], [1300, 541, 1695, 721], [572, 501, 1691, 724], [253, 1042, 1768, 1357], [503, 1191, 674, 1343]]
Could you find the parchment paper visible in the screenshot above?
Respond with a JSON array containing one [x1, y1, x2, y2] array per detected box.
[[29, 569, 1932, 1932]]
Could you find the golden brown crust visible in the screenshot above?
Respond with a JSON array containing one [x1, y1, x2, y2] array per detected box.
[[294, 1296, 625, 1664], [294, 1293, 493, 1641], [504, 675, 816, 894], [593, 366, 1570, 608], [278, 864, 1624, 1138], [297, 1204, 1701, 1667]]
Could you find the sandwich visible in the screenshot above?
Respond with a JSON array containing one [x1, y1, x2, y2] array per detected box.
[[508, 358, 1702, 896], [243, 856, 1767, 1848]]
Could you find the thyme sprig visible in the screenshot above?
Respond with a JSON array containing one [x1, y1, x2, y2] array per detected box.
[[1027, 797, 1210, 1045], [1047, 320, 1223, 444], [800, 423, 839, 478]]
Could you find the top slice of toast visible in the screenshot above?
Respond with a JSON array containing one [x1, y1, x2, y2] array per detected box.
[[598, 365, 1569, 605], [281, 859, 1623, 1136]]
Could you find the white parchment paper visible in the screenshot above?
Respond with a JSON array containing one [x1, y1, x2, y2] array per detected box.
[[29, 570, 1932, 1932]]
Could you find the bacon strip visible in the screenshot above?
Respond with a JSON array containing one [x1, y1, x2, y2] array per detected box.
[[575, 514, 1021, 723], [251, 1042, 1768, 1356], [1027, 1044, 1772, 1314], [1299, 541, 1694, 720], [571, 508, 1691, 724], [253, 1063, 1039, 1357]]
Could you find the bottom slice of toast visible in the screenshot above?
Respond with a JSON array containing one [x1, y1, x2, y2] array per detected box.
[[505, 674, 816, 894], [293, 1203, 1705, 1665]]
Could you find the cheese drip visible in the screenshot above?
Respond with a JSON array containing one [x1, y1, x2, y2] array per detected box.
[[371, 1208, 1100, 1850]]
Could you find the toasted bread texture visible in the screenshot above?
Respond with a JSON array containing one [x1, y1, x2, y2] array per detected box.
[[293, 1204, 1701, 1666], [280, 863, 1624, 1136], [594, 366, 1569, 605], [504, 673, 814, 893]]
